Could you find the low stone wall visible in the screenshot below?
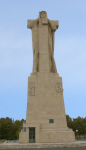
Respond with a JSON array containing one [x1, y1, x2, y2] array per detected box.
[[0, 141, 86, 149]]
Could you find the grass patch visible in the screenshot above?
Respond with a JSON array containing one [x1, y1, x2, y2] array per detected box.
[[0, 139, 6, 143], [63, 146, 67, 148]]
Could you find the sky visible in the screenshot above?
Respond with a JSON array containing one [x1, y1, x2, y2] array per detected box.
[[0, 0, 86, 121]]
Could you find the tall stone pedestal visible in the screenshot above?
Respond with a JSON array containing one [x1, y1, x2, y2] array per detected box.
[[19, 72, 75, 143]]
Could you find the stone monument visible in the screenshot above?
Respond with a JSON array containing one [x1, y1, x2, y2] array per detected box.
[[19, 11, 75, 143]]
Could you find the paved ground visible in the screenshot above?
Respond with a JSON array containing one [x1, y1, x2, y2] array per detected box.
[[0, 148, 86, 150], [0, 141, 86, 149]]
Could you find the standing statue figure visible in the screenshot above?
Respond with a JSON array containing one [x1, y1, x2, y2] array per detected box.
[[27, 11, 59, 73]]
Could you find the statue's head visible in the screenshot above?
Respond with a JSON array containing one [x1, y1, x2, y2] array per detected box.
[[39, 11, 47, 18]]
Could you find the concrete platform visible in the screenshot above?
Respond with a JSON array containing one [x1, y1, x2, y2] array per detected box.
[[0, 141, 86, 149]]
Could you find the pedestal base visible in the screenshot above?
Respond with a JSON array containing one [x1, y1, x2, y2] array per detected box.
[[19, 72, 75, 143], [19, 123, 75, 143]]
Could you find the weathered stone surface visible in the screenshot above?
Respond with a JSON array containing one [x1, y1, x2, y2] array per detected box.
[[19, 11, 75, 143]]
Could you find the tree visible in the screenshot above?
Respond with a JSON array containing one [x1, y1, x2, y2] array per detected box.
[[0, 117, 18, 140], [66, 115, 72, 129], [72, 116, 84, 137]]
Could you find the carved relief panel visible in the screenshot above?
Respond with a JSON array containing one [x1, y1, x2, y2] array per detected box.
[[28, 82, 35, 96], [55, 82, 63, 95]]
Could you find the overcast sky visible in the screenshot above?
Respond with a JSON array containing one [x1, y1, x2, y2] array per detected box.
[[0, 0, 86, 121]]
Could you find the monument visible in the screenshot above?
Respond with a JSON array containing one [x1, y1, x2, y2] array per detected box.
[[19, 11, 75, 143]]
